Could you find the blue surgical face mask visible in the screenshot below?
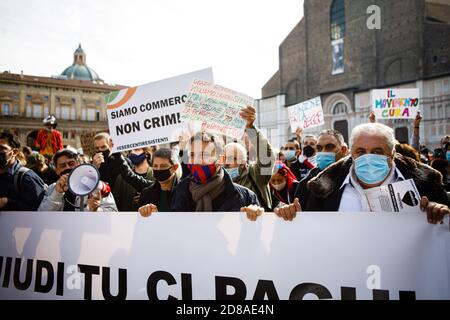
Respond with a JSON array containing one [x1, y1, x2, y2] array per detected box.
[[354, 154, 391, 185], [316, 152, 336, 170], [284, 150, 296, 161], [446, 151, 450, 162], [225, 167, 240, 181]]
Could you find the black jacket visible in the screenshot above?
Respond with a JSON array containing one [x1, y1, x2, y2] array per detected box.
[[171, 169, 260, 212], [0, 161, 46, 211], [305, 154, 450, 211], [98, 153, 132, 191], [138, 176, 179, 212], [288, 159, 312, 182], [294, 167, 322, 210]]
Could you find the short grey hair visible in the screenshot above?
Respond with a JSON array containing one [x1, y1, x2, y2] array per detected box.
[[94, 132, 111, 141], [189, 131, 224, 157], [318, 129, 345, 147], [350, 123, 395, 152], [224, 143, 248, 162]]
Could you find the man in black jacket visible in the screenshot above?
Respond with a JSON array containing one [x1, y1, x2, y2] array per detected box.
[[171, 131, 264, 220], [92, 132, 132, 192], [275, 123, 450, 224], [0, 131, 46, 211], [294, 129, 348, 210]]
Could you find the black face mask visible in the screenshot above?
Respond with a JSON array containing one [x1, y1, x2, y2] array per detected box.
[[303, 145, 315, 158], [101, 150, 111, 159], [153, 168, 172, 182], [61, 168, 72, 176], [0, 152, 7, 169]]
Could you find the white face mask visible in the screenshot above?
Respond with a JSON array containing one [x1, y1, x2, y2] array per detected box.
[[272, 181, 286, 191]]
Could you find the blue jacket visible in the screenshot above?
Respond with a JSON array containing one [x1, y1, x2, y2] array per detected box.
[[171, 169, 260, 212], [0, 160, 46, 211]]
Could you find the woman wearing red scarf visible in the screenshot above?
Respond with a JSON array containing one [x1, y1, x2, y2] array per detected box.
[[270, 161, 299, 206]]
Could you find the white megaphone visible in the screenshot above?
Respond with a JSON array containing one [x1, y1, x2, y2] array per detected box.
[[68, 164, 111, 211]]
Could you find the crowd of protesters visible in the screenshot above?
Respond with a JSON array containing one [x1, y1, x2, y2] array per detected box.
[[0, 106, 449, 226]]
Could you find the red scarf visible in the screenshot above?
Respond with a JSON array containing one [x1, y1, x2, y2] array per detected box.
[[271, 161, 298, 204]]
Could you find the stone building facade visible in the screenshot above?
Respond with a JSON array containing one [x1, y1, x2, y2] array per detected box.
[[257, 0, 450, 150], [0, 45, 126, 151]]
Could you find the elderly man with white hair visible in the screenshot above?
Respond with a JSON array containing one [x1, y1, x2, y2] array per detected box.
[[223, 106, 276, 212], [273, 122, 450, 225]]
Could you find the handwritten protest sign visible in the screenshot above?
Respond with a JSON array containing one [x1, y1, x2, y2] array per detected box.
[[180, 79, 253, 139], [371, 89, 420, 120], [106, 68, 213, 153], [287, 96, 324, 132]]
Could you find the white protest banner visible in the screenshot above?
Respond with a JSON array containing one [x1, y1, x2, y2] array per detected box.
[[0, 212, 448, 300], [371, 88, 420, 120], [287, 97, 324, 133], [106, 68, 213, 153], [180, 79, 252, 139], [365, 179, 421, 213]]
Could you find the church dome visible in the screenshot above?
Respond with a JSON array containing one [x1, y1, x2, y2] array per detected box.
[[60, 44, 101, 81]]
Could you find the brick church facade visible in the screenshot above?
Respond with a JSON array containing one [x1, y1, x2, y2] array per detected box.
[[257, 0, 450, 149]]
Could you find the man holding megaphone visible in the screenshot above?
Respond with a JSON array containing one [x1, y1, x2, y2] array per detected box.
[[38, 149, 117, 212]]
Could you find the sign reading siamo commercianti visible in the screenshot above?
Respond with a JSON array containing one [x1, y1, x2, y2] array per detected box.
[[105, 68, 213, 153]]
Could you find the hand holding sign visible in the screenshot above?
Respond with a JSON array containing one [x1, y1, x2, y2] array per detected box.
[[139, 203, 159, 217], [420, 196, 450, 225], [413, 111, 422, 127], [274, 198, 302, 221], [239, 106, 256, 129]]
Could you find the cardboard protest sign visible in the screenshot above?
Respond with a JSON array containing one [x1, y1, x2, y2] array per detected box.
[[364, 179, 421, 213], [287, 96, 324, 132], [80, 132, 98, 157], [105, 68, 213, 153], [180, 79, 253, 140], [371, 89, 420, 120]]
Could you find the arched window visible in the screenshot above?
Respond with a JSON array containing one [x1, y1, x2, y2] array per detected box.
[[330, 0, 346, 41], [333, 102, 348, 115]]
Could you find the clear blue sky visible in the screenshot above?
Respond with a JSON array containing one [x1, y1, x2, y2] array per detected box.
[[0, 0, 304, 98]]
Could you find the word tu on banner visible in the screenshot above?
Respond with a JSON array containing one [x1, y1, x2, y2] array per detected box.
[[287, 96, 325, 133], [181, 79, 253, 140], [371, 89, 420, 119]]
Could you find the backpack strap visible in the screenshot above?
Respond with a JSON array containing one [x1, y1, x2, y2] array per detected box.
[[13, 166, 31, 194]]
